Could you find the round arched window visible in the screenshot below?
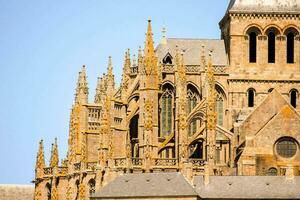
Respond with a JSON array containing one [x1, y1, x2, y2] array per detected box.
[[276, 137, 298, 158]]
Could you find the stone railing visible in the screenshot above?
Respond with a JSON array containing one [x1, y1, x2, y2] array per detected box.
[[189, 159, 206, 168], [214, 65, 228, 74], [44, 167, 53, 175], [74, 162, 81, 171], [131, 158, 143, 167], [114, 158, 127, 168], [162, 64, 174, 73], [186, 65, 201, 73], [86, 162, 97, 171], [58, 166, 68, 175], [154, 158, 177, 167]]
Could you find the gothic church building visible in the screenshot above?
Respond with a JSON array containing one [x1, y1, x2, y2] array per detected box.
[[34, 0, 300, 199]]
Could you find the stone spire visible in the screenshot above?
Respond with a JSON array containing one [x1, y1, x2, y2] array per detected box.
[[75, 65, 89, 104], [137, 46, 143, 68], [106, 56, 115, 97], [143, 19, 158, 89], [94, 77, 102, 104], [50, 138, 59, 168], [121, 50, 130, 94], [35, 140, 45, 178]]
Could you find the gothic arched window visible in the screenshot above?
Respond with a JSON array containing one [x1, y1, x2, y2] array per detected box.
[[215, 85, 226, 127], [160, 85, 174, 137], [187, 86, 200, 136], [216, 94, 224, 126], [290, 89, 298, 108]]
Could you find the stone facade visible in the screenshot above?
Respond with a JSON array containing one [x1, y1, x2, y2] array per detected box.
[[34, 0, 300, 199]]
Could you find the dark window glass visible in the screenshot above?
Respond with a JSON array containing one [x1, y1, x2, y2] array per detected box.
[[249, 32, 257, 63], [291, 90, 297, 108], [248, 89, 255, 107], [287, 32, 295, 63], [268, 32, 276, 63]]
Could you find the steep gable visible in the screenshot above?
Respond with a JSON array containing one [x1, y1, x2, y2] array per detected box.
[[239, 90, 289, 142]]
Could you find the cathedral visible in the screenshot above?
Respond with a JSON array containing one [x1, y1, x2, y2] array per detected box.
[[34, 0, 300, 199]]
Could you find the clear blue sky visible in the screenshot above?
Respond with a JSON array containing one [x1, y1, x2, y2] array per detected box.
[[0, 0, 229, 184]]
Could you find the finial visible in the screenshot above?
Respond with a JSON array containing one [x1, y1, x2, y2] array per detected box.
[[50, 138, 59, 168], [148, 17, 151, 22], [36, 139, 45, 178]]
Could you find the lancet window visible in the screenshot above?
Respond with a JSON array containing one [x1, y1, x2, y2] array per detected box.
[[160, 85, 174, 137]]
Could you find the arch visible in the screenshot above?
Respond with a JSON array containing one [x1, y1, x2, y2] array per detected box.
[[284, 28, 298, 64], [264, 24, 282, 35], [88, 179, 96, 195], [215, 83, 227, 100], [162, 52, 173, 65], [45, 183, 51, 200], [290, 89, 298, 108], [186, 81, 202, 99], [189, 139, 204, 159], [129, 114, 139, 157], [245, 26, 262, 63], [159, 146, 175, 158], [247, 88, 255, 107], [265, 27, 280, 63], [268, 167, 278, 176], [244, 24, 263, 36], [161, 80, 175, 88], [283, 26, 300, 36], [160, 84, 175, 137]]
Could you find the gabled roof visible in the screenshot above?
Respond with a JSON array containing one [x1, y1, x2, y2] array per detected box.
[[239, 89, 288, 139], [227, 0, 300, 14], [91, 172, 198, 199], [156, 38, 228, 66], [194, 176, 300, 199]]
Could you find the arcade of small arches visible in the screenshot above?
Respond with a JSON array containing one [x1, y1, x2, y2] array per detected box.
[[45, 178, 96, 200], [246, 25, 299, 64]]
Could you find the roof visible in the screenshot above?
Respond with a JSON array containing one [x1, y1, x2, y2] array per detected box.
[[156, 38, 228, 66], [227, 0, 300, 14], [239, 89, 288, 139], [0, 184, 34, 200], [194, 176, 300, 199], [91, 172, 198, 199]]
